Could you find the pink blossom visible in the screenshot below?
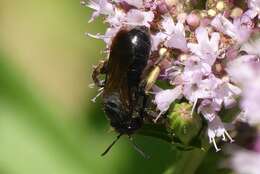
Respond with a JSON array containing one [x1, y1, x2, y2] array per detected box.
[[213, 82, 241, 109], [186, 13, 200, 28], [183, 74, 221, 102], [198, 100, 221, 121], [161, 15, 188, 52], [125, 9, 154, 27], [246, 0, 260, 19], [151, 32, 167, 51], [227, 52, 260, 125], [87, 27, 120, 46], [181, 56, 216, 103], [242, 77, 260, 125], [182, 56, 212, 82], [198, 100, 234, 151], [187, 27, 220, 66], [106, 8, 126, 27], [156, 0, 169, 14], [227, 55, 259, 83], [154, 85, 183, 113], [87, 0, 114, 22], [226, 47, 239, 60], [207, 116, 234, 152], [211, 14, 252, 44]]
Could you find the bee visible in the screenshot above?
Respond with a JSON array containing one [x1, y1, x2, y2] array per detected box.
[[92, 26, 168, 157]]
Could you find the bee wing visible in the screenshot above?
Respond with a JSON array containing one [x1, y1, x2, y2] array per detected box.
[[103, 30, 134, 110]]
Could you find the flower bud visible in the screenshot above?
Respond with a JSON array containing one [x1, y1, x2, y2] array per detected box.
[[167, 103, 202, 145], [216, 1, 225, 11]]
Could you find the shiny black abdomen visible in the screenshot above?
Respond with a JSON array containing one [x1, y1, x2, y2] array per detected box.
[[127, 27, 151, 87], [103, 26, 151, 134]]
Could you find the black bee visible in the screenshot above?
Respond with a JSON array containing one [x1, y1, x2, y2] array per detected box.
[[92, 26, 167, 157]]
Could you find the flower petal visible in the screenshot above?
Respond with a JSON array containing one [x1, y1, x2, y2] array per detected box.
[[155, 86, 183, 112]]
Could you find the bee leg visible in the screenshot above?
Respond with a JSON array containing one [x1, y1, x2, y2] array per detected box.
[[136, 67, 162, 122], [92, 59, 108, 87], [142, 66, 161, 93], [141, 48, 169, 93], [139, 48, 170, 122]]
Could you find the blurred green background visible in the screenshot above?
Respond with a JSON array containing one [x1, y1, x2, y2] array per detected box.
[[0, 1, 177, 173]]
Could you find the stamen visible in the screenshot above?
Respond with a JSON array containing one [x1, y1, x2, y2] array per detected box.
[[154, 111, 164, 123], [222, 134, 227, 141], [98, 87, 104, 91], [211, 138, 221, 152], [86, 33, 112, 39], [191, 98, 198, 117], [224, 130, 234, 143]]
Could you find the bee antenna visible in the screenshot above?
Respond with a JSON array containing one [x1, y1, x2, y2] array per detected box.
[[101, 134, 123, 157], [129, 136, 150, 159]]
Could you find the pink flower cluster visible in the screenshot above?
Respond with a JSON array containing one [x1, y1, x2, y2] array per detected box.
[[84, 0, 260, 152]]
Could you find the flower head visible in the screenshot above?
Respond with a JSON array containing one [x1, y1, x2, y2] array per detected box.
[[86, 0, 260, 154]]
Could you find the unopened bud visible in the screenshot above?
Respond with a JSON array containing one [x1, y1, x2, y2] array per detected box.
[[167, 103, 202, 145], [186, 12, 201, 28], [216, 1, 225, 11], [230, 7, 243, 18]]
